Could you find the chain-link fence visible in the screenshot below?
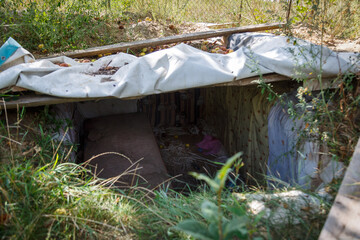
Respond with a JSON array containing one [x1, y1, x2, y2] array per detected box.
[[1, 0, 293, 52], [127, 0, 288, 24]]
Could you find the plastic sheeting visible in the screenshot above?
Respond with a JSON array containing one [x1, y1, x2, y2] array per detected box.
[[0, 33, 358, 99], [267, 94, 345, 189], [267, 95, 317, 188], [0, 37, 34, 72], [227, 32, 359, 78]]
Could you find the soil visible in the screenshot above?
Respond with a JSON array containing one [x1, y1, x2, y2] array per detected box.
[[120, 20, 360, 53], [292, 26, 360, 52], [123, 20, 211, 41], [155, 126, 227, 191], [32, 18, 360, 61]]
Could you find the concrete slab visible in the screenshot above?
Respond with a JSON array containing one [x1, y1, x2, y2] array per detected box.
[[83, 113, 168, 189]]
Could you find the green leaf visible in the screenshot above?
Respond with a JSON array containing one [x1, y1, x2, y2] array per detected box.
[[216, 152, 242, 189], [226, 204, 247, 217], [190, 172, 220, 192], [201, 200, 218, 221], [52, 153, 59, 170], [223, 217, 249, 240], [208, 222, 220, 239], [174, 220, 213, 240]]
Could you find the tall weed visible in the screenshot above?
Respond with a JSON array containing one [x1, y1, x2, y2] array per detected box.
[[0, 0, 129, 52]]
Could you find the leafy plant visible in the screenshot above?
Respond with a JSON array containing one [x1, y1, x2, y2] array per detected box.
[[174, 153, 263, 240], [0, 0, 130, 52]]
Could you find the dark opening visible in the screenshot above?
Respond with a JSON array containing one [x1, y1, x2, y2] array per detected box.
[[72, 81, 298, 191]]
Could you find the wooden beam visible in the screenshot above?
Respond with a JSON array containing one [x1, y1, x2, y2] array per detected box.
[[0, 73, 290, 110], [47, 22, 285, 59], [211, 73, 336, 90], [286, 0, 293, 23], [319, 138, 360, 240], [1, 73, 339, 110], [213, 73, 291, 87], [0, 95, 113, 110]]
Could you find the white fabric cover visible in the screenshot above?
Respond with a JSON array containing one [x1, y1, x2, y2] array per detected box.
[[0, 33, 358, 99]]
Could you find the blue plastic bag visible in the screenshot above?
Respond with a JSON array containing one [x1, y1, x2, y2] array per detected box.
[[0, 37, 21, 67]]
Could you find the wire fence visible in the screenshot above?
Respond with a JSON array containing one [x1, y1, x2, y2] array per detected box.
[[127, 0, 288, 24]]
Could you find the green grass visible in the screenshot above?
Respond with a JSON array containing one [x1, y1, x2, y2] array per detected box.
[[1, 0, 357, 238], [0, 160, 329, 239], [1, 162, 131, 239], [1, 0, 359, 54], [126, 0, 285, 24], [0, 107, 206, 239], [0, 107, 332, 239], [0, 0, 129, 53]]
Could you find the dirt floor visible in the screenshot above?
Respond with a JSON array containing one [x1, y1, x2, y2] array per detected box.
[[154, 126, 228, 191]]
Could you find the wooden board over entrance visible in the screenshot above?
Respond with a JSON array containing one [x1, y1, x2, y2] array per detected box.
[[1, 73, 338, 110], [0, 73, 291, 110], [319, 138, 360, 239], [0, 72, 337, 110]]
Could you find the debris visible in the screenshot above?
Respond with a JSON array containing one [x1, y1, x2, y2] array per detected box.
[[156, 126, 228, 190], [89, 66, 120, 75], [197, 135, 223, 155], [57, 63, 70, 67], [100, 77, 115, 83]]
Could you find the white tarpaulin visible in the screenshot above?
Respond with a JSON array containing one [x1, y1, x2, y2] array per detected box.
[[0, 33, 358, 99]]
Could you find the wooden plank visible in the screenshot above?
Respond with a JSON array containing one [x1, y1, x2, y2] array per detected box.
[[212, 73, 336, 90], [0, 73, 291, 110], [0, 74, 339, 110], [213, 73, 291, 87], [47, 22, 285, 59], [319, 138, 360, 240], [0, 95, 113, 110]]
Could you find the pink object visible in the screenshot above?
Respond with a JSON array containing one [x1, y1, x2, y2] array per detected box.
[[197, 135, 222, 155]]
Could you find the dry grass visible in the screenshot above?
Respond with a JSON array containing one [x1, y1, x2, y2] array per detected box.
[[127, 0, 286, 24]]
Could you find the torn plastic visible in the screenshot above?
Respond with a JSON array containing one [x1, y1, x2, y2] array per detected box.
[[267, 94, 345, 189]]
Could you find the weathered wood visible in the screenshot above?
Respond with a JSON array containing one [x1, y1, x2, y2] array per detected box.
[[0, 73, 290, 110], [1, 73, 339, 110], [213, 73, 336, 90], [319, 138, 360, 240], [213, 73, 291, 87], [286, 0, 293, 23], [0, 95, 113, 110], [47, 22, 285, 59]]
